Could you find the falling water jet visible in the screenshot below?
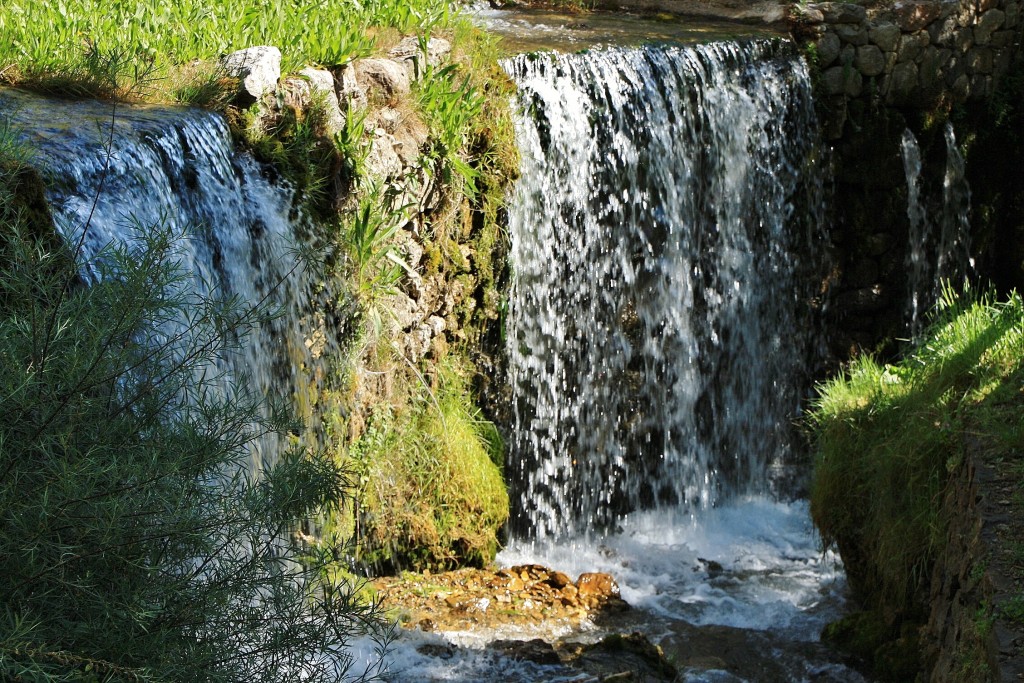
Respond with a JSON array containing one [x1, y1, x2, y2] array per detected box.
[[901, 123, 975, 340], [503, 40, 828, 541]]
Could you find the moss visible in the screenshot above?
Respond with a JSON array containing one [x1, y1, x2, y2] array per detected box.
[[322, 357, 509, 572]]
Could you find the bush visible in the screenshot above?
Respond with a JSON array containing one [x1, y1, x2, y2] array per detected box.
[[0, 118, 388, 681]]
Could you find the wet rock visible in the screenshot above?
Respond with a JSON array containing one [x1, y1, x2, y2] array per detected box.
[[491, 638, 561, 664], [577, 572, 620, 600], [817, 31, 842, 66], [221, 46, 281, 102], [565, 633, 678, 682]]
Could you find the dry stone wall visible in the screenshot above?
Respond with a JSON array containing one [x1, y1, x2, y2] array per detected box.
[[793, 0, 1022, 139]]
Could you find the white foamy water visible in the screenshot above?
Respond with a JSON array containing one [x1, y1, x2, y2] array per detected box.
[[500, 497, 844, 641]]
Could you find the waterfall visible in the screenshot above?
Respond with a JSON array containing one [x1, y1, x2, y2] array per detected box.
[[1, 89, 324, 471], [902, 129, 931, 340], [901, 123, 974, 339], [503, 40, 827, 540]]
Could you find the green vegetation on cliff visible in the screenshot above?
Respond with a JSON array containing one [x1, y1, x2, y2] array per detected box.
[[809, 286, 1024, 680]]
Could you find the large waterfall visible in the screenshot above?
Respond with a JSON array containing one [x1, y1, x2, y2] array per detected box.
[[0, 89, 326, 471], [504, 40, 828, 540]]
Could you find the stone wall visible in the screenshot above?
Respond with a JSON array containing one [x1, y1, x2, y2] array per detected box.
[[787, 1, 1022, 358], [793, 0, 1022, 139]]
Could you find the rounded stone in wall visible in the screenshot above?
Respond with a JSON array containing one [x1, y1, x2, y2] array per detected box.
[[836, 23, 869, 45], [928, 16, 958, 45], [968, 47, 995, 73], [817, 31, 842, 66], [886, 61, 920, 103], [868, 21, 901, 52], [973, 9, 1006, 45], [856, 44, 887, 76], [814, 2, 868, 23]]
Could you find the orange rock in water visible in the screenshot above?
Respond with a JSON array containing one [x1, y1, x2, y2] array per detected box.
[[576, 572, 620, 600]]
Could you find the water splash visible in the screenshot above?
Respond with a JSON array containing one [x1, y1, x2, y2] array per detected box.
[[1, 90, 327, 471], [503, 41, 827, 540]]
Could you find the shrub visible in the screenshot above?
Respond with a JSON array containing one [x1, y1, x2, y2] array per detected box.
[[0, 117, 388, 682]]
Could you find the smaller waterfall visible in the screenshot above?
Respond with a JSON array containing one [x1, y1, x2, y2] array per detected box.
[[901, 123, 974, 338], [902, 129, 931, 339], [1, 90, 327, 471]]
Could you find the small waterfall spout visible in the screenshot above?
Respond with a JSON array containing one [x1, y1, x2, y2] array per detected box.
[[504, 40, 827, 540], [901, 123, 975, 339], [2, 90, 325, 471]]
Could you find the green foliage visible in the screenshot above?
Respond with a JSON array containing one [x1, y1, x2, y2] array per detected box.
[[0, 0, 455, 98], [0, 122, 388, 682], [416, 61, 486, 200], [324, 358, 509, 571], [809, 286, 1024, 614]]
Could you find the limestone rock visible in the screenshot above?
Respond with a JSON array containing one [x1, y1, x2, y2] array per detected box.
[[334, 62, 368, 111], [576, 572, 620, 601], [221, 46, 281, 101], [354, 58, 411, 102], [388, 36, 452, 80], [281, 67, 345, 136]]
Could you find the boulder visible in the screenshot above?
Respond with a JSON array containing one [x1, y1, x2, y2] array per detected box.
[[334, 62, 368, 112], [221, 46, 281, 101], [576, 572, 620, 601], [973, 9, 1006, 45]]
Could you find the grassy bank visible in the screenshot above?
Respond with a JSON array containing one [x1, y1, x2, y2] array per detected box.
[[0, 0, 454, 99], [808, 287, 1024, 679]]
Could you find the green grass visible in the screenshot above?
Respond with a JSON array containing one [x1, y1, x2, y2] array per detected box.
[[0, 0, 455, 99], [320, 357, 509, 572], [809, 285, 1024, 613]]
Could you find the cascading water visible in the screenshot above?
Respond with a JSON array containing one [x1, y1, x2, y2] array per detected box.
[[0, 89, 326, 471], [901, 123, 975, 338], [504, 39, 827, 540], [902, 129, 931, 340]]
